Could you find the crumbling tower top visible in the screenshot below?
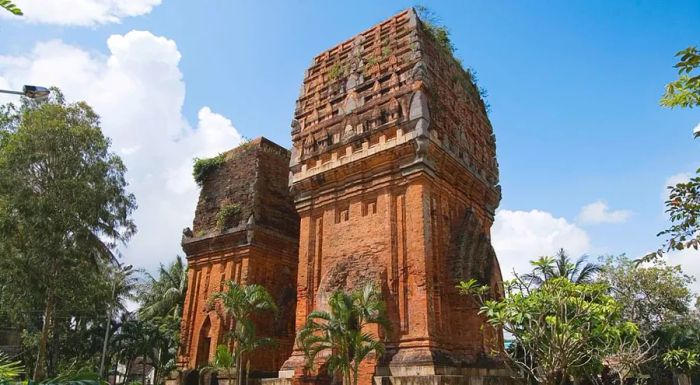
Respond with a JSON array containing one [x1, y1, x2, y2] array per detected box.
[[289, 7, 499, 215]]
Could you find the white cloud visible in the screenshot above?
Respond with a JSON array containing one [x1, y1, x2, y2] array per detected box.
[[0, 31, 243, 271], [2, 0, 161, 26], [666, 172, 691, 188], [666, 248, 700, 295], [693, 122, 700, 137], [576, 200, 632, 225], [492, 209, 591, 279]]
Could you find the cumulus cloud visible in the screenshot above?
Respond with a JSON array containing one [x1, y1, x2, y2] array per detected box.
[[2, 0, 161, 26], [492, 209, 591, 279], [666, 172, 691, 188], [0, 31, 243, 270], [665, 248, 700, 295], [576, 200, 632, 225]]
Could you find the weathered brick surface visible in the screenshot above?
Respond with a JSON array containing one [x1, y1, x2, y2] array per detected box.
[[282, 7, 506, 384], [178, 138, 299, 375]]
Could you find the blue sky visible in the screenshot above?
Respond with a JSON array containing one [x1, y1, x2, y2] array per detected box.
[[0, 0, 698, 284]]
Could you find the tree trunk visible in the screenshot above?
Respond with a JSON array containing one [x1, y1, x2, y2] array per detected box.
[[33, 289, 55, 381], [142, 362, 147, 385], [124, 357, 132, 385], [237, 356, 243, 385], [245, 360, 250, 385]]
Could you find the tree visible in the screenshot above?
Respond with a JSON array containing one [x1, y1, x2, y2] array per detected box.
[[209, 282, 277, 385], [0, 90, 137, 380], [605, 334, 655, 384], [134, 256, 188, 385], [654, 45, 700, 258], [522, 248, 600, 285], [112, 318, 171, 385], [297, 284, 388, 385], [597, 255, 694, 333], [459, 276, 637, 385], [138, 256, 187, 321]]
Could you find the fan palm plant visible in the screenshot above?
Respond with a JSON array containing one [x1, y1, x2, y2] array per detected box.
[[297, 284, 388, 385], [522, 248, 600, 285], [210, 282, 277, 385]]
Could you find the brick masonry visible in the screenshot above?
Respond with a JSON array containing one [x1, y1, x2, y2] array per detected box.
[[281, 7, 507, 385], [178, 138, 299, 376], [177, 7, 511, 385]]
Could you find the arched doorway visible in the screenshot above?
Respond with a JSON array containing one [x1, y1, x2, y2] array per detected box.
[[196, 318, 212, 368]]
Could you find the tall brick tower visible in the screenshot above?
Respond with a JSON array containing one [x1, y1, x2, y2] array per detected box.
[[178, 138, 299, 377], [280, 8, 510, 385]]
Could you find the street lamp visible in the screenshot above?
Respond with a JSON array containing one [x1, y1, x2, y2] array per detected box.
[[0, 85, 50, 99]]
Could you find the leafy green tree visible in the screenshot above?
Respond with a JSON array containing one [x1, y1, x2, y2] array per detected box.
[[598, 255, 694, 333], [459, 276, 637, 385], [209, 282, 277, 385], [522, 248, 600, 285], [654, 46, 700, 258], [0, 90, 137, 380], [297, 284, 388, 385]]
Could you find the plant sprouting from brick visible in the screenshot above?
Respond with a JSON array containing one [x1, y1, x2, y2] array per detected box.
[[415, 5, 455, 54], [216, 203, 242, 230], [328, 62, 345, 81], [381, 46, 392, 59], [414, 6, 491, 114], [193, 153, 226, 186]]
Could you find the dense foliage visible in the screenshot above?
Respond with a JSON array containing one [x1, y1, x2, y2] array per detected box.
[[192, 154, 225, 186], [460, 275, 637, 385], [0, 90, 137, 380]]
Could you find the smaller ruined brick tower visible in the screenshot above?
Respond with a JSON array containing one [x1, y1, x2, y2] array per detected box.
[[178, 137, 299, 377]]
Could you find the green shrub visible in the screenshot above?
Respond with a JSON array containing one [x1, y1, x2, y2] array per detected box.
[[216, 203, 241, 230], [192, 153, 225, 186]]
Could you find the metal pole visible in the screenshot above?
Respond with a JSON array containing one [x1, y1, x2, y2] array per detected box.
[[0, 89, 24, 96]]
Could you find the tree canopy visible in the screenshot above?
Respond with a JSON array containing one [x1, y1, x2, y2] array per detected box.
[[0, 89, 136, 380]]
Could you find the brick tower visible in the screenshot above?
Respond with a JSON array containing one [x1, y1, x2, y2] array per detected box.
[[280, 8, 510, 385], [178, 138, 299, 378]]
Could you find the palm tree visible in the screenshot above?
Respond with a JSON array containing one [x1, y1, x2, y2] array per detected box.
[[522, 248, 600, 285], [138, 256, 187, 321], [210, 282, 278, 385], [112, 318, 168, 385], [297, 284, 388, 385]]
